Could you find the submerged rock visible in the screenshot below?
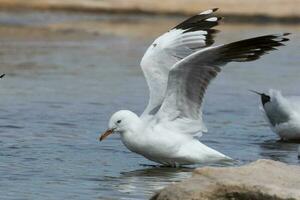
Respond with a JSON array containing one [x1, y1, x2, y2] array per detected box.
[[151, 159, 300, 200]]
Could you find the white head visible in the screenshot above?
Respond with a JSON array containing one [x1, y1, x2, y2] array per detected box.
[[99, 110, 140, 141]]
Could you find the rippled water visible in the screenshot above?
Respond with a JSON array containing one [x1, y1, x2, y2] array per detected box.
[[0, 11, 299, 200]]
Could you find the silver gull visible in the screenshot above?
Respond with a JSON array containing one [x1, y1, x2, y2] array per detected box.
[[99, 9, 290, 167]]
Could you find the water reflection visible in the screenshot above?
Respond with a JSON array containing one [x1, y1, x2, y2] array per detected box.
[[92, 167, 193, 199], [120, 166, 193, 178], [259, 139, 300, 162], [92, 161, 238, 199]]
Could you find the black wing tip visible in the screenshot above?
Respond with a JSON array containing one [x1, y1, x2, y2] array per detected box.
[[271, 33, 291, 41], [174, 8, 222, 30], [257, 32, 290, 38], [236, 32, 290, 47], [0, 74, 5, 78], [217, 16, 224, 22], [218, 33, 290, 63], [280, 33, 291, 42], [275, 32, 291, 37], [198, 8, 219, 15], [211, 16, 223, 22], [270, 33, 290, 44], [273, 32, 290, 36], [204, 16, 223, 23]]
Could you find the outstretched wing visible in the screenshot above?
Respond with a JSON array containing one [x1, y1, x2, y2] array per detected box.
[[156, 33, 290, 135], [140, 8, 221, 117]]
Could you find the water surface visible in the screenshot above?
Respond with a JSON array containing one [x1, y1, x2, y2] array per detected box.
[[0, 11, 299, 200]]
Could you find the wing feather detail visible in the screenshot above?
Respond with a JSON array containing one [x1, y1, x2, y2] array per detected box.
[[156, 33, 290, 135], [140, 9, 222, 117]]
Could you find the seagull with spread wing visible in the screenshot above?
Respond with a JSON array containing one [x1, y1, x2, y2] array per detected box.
[[99, 8, 289, 167]]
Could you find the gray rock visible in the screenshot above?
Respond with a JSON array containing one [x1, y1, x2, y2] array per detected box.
[[151, 159, 300, 200]]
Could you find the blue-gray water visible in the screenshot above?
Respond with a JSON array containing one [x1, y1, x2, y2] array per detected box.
[[0, 11, 299, 200]]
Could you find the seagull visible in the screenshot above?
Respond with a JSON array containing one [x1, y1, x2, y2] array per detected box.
[[251, 89, 300, 140], [99, 8, 290, 167]]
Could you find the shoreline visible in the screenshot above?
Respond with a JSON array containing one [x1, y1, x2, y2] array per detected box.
[[0, 0, 300, 24]]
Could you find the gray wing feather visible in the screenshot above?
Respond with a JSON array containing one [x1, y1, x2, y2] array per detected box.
[[157, 33, 290, 123], [140, 9, 222, 117]]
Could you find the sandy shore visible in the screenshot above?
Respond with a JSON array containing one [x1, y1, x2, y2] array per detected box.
[[0, 0, 300, 19]]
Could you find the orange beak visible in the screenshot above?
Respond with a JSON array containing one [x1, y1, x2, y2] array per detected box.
[[99, 129, 114, 141]]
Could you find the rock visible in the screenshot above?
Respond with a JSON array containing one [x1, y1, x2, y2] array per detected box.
[[151, 159, 300, 200]]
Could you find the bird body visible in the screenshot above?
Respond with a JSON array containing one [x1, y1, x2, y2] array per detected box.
[[111, 110, 230, 167], [110, 110, 230, 166], [254, 90, 300, 140], [99, 8, 289, 166]]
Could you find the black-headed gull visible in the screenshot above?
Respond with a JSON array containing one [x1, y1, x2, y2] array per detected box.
[[251, 90, 300, 140], [99, 8, 290, 167]]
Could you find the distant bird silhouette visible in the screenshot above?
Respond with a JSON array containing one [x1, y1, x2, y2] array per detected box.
[[251, 89, 300, 140]]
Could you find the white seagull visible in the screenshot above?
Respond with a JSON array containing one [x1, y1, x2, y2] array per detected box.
[[99, 8, 290, 167], [251, 89, 300, 140]]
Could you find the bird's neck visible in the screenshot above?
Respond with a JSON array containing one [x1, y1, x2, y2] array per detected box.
[[120, 114, 143, 136], [120, 119, 144, 153]]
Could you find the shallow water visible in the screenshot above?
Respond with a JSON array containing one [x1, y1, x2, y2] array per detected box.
[[0, 11, 300, 200]]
